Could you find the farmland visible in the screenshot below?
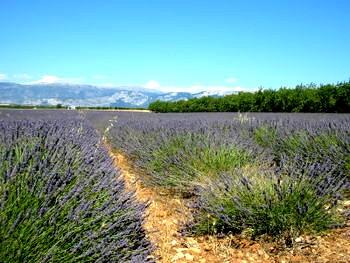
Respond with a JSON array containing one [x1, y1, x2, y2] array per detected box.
[[1, 109, 350, 262], [0, 110, 152, 262]]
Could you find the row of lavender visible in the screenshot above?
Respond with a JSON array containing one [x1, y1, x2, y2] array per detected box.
[[0, 110, 153, 262], [94, 112, 350, 243]]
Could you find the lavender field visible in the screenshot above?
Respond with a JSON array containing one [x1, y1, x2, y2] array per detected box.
[[95, 112, 349, 237], [1, 109, 349, 262], [0, 110, 153, 262]]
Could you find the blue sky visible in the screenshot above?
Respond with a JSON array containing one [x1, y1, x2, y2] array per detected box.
[[0, 0, 349, 92]]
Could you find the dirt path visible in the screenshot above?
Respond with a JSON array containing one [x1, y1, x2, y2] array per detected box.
[[110, 150, 350, 263], [110, 151, 275, 262]]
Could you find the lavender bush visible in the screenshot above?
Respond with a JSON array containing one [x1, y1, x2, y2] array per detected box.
[[87, 112, 349, 239], [186, 164, 347, 242], [0, 118, 153, 262], [101, 113, 262, 194], [97, 112, 349, 191]]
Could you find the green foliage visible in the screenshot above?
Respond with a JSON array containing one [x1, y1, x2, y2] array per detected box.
[[137, 134, 253, 194], [274, 132, 348, 166], [191, 170, 341, 240], [192, 146, 252, 176], [254, 126, 277, 147], [149, 81, 350, 113], [0, 139, 84, 261], [255, 127, 349, 178], [147, 135, 197, 190]]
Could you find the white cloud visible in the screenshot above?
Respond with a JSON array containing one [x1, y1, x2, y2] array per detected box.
[[0, 73, 7, 81], [144, 81, 249, 94], [145, 80, 161, 90], [30, 75, 61, 84], [143, 80, 250, 94], [225, 77, 238, 84]]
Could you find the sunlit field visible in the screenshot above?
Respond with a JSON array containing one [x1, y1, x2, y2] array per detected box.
[[1, 109, 349, 262]]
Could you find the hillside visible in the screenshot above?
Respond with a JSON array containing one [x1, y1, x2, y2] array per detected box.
[[0, 82, 231, 108]]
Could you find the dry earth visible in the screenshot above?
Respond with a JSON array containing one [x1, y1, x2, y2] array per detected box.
[[110, 151, 350, 263]]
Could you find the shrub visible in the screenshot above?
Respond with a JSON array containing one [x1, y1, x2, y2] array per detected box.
[[272, 131, 350, 181], [134, 133, 253, 194], [103, 112, 349, 194], [187, 165, 345, 242], [0, 120, 153, 262], [254, 125, 277, 148]]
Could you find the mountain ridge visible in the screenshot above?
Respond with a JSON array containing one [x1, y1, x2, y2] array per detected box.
[[0, 82, 235, 108]]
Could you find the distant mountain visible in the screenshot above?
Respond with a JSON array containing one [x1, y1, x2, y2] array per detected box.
[[0, 82, 234, 108]]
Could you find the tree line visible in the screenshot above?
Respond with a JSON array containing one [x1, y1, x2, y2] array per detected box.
[[148, 81, 350, 113]]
